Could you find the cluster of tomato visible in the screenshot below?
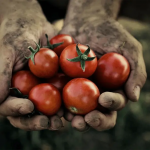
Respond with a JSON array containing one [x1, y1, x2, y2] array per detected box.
[[11, 34, 130, 117]]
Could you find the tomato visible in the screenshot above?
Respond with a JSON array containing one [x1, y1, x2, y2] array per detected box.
[[28, 47, 59, 78], [50, 34, 75, 56], [29, 83, 61, 116], [63, 78, 100, 115], [94, 52, 130, 90], [60, 44, 97, 78], [46, 73, 70, 92], [11, 70, 40, 95]]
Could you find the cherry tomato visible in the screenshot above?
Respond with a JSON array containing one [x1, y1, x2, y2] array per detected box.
[[29, 83, 61, 116], [50, 34, 75, 56], [11, 70, 40, 95], [94, 52, 130, 90], [28, 48, 59, 78], [60, 44, 97, 78], [63, 78, 100, 115], [46, 73, 70, 92]]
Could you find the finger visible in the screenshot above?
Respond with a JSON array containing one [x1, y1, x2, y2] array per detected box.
[[123, 44, 147, 102], [0, 96, 34, 116], [64, 111, 74, 122], [71, 116, 89, 132], [0, 42, 14, 103], [7, 115, 49, 131], [0, 31, 40, 104], [98, 91, 128, 111], [2, 30, 38, 72], [49, 115, 64, 130], [85, 110, 117, 131]]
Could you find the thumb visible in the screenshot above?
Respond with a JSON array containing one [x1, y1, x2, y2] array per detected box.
[[124, 45, 147, 102], [0, 44, 15, 103]]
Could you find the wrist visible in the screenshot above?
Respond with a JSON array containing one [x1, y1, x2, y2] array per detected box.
[[64, 0, 122, 26], [0, 0, 39, 18]]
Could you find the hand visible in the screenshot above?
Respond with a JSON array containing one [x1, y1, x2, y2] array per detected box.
[[60, 16, 147, 131], [0, 0, 63, 131]]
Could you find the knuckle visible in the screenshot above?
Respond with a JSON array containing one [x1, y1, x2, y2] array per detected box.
[[137, 64, 147, 87], [141, 71, 147, 87], [143, 69, 147, 81], [137, 41, 143, 51]]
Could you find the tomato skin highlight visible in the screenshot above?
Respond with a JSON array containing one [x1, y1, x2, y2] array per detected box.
[[63, 78, 100, 115], [46, 73, 70, 92], [60, 44, 97, 78], [29, 83, 61, 116], [50, 34, 75, 56], [28, 48, 59, 78], [11, 70, 40, 95], [94, 52, 130, 90]]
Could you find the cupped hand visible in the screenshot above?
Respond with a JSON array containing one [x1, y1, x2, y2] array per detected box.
[[60, 16, 147, 131], [0, 0, 63, 131]]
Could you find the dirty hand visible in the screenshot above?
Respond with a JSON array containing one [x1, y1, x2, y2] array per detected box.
[[0, 0, 63, 131], [60, 0, 147, 131]]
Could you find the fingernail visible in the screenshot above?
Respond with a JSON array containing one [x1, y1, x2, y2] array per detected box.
[[50, 118, 64, 130], [40, 118, 49, 128], [134, 86, 140, 101], [86, 119, 101, 127], [102, 100, 114, 108], [19, 105, 34, 115]]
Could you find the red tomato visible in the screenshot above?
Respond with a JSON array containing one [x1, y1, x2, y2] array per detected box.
[[11, 70, 40, 95], [50, 34, 75, 56], [60, 44, 97, 78], [94, 52, 130, 90], [28, 48, 59, 78], [29, 83, 61, 116], [63, 78, 100, 115], [46, 73, 70, 92]]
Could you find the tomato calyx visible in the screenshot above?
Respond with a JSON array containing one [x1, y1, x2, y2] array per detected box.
[[67, 44, 96, 72], [10, 87, 28, 98], [69, 106, 78, 113], [44, 34, 64, 50], [25, 42, 40, 65]]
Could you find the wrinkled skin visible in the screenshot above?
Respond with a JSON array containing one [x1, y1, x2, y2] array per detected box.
[[0, 0, 63, 131], [0, 0, 147, 132], [60, 0, 147, 131]]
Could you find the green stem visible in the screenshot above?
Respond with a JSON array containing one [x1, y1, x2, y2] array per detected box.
[[28, 46, 36, 53], [67, 44, 96, 72], [24, 41, 40, 65], [81, 54, 88, 60], [45, 34, 64, 50]]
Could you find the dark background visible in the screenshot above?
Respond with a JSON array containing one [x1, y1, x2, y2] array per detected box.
[[1, 0, 150, 150]]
